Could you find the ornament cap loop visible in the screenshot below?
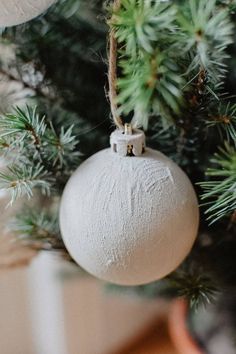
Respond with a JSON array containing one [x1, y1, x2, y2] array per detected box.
[[110, 127, 145, 156], [124, 123, 132, 135]]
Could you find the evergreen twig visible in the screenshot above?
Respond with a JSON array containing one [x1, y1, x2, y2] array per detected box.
[[10, 208, 64, 250], [0, 164, 53, 206], [199, 144, 236, 223]]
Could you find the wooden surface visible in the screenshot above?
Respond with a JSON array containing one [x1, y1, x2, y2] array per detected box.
[[114, 321, 178, 354], [0, 252, 179, 354]]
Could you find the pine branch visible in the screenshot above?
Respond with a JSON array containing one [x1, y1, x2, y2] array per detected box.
[[199, 143, 236, 223], [111, 0, 177, 55], [44, 125, 81, 168], [178, 0, 233, 81], [0, 106, 46, 145], [10, 208, 64, 250], [0, 164, 53, 206], [107, 265, 218, 309], [111, 0, 233, 128], [111, 0, 184, 128], [206, 102, 236, 143], [168, 269, 218, 309], [0, 106, 81, 198], [0, 105, 81, 205], [117, 52, 184, 128]]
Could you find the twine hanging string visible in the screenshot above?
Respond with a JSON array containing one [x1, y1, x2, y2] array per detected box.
[[108, 0, 124, 130]]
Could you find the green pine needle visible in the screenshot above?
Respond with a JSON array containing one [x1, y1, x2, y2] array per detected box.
[[206, 102, 236, 143], [111, 0, 177, 55], [110, 0, 233, 128], [0, 106, 46, 145], [0, 105, 80, 205], [111, 0, 184, 127], [0, 164, 53, 206], [45, 125, 81, 168], [199, 143, 236, 223], [117, 52, 184, 128], [169, 270, 218, 309], [178, 0, 234, 78], [10, 208, 62, 250]]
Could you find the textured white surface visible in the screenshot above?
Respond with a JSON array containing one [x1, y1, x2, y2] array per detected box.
[[0, 0, 55, 27], [60, 148, 199, 286]]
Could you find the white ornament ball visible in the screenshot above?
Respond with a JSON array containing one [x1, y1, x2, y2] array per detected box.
[[60, 128, 199, 286], [0, 0, 56, 27]]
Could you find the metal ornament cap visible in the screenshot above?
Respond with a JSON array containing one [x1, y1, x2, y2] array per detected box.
[[110, 125, 145, 157]]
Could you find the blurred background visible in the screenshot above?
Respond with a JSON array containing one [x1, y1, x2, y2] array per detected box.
[[0, 241, 176, 354], [0, 1, 236, 354]]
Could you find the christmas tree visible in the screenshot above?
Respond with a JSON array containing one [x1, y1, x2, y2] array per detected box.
[[0, 0, 236, 351]]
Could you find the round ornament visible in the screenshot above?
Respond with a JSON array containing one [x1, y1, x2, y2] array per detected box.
[[60, 126, 199, 286], [0, 0, 56, 27]]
